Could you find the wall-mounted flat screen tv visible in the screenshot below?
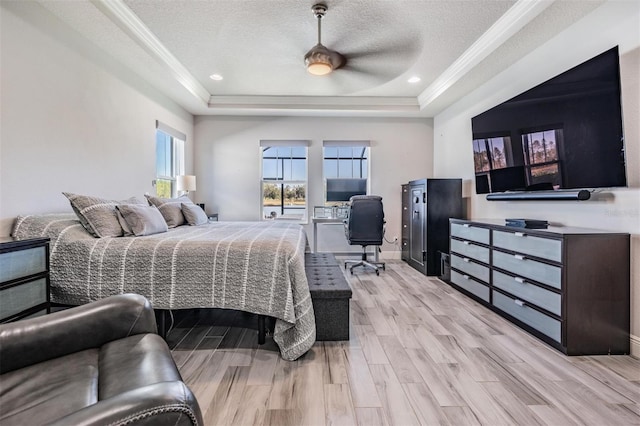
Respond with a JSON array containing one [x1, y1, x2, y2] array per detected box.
[[471, 46, 626, 195], [326, 178, 367, 202]]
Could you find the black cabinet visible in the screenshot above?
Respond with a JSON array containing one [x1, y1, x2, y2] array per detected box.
[[401, 179, 463, 276]]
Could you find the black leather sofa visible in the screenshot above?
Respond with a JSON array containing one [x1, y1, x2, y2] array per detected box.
[[0, 294, 203, 426]]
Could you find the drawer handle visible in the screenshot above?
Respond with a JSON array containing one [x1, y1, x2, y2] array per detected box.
[[514, 232, 526, 237], [463, 257, 470, 263], [514, 254, 525, 260], [463, 241, 470, 245], [463, 275, 470, 280], [514, 299, 525, 307], [514, 277, 526, 284]]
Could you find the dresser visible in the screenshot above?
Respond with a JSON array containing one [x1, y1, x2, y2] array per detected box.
[[449, 219, 630, 355], [401, 179, 463, 276], [0, 237, 50, 322]]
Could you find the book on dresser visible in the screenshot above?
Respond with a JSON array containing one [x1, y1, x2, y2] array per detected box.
[[448, 218, 630, 355]]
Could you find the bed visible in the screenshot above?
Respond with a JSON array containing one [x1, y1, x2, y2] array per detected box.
[[11, 214, 315, 361]]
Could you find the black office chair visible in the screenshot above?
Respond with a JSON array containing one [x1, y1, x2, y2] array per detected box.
[[344, 195, 386, 275]]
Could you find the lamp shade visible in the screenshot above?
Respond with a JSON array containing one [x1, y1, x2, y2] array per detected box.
[[176, 175, 196, 192]]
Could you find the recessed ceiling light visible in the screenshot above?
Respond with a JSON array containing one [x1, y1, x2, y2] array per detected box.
[[408, 76, 421, 83], [209, 74, 223, 81]]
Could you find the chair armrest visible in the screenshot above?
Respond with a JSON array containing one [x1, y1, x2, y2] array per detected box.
[[49, 381, 203, 426], [0, 294, 157, 374]]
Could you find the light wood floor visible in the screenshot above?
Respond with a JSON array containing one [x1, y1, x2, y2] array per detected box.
[[170, 259, 640, 426]]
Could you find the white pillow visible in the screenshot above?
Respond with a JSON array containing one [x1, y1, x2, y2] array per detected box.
[[63, 192, 145, 238], [116, 204, 168, 236], [145, 194, 193, 227], [181, 203, 208, 226]]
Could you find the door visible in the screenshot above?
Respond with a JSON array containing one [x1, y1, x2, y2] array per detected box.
[[409, 181, 427, 274]]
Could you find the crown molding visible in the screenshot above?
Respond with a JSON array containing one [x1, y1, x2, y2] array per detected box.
[[91, 0, 550, 117], [417, 0, 553, 109], [91, 0, 210, 106], [208, 96, 420, 112]]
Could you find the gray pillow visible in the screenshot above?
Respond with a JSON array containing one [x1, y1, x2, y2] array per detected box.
[[145, 194, 193, 228], [115, 204, 168, 236], [181, 203, 208, 226], [63, 192, 145, 238]]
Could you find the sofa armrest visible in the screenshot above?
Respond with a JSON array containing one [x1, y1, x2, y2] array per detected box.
[[49, 381, 203, 426], [0, 294, 157, 374]]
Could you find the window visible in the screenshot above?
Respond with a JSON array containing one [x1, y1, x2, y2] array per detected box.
[[155, 121, 185, 198], [260, 141, 309, 221], [473, 136, 510, 173], [521, 128, 562, 188], [323, 141, 370, 204]]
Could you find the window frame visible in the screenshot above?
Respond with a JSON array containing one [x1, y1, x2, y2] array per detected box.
[[322, 141, 370, 205], [155, 121, 185, 198], [260, 141, 309, 223], [521, 128, 563, 188]]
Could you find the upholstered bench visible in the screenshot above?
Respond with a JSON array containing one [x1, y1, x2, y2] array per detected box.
[[305, 253, 352, 341]]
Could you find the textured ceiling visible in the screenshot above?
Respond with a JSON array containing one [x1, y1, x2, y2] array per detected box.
[[122, 0, 513, 97], [32, 0, 606, 116]]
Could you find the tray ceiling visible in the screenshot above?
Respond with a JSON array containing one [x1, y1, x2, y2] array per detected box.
[[31, 0, 605, 116]]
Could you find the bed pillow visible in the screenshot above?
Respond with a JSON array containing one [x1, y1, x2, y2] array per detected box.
[[115, 204, 168, 236], [63, 192, 145, 238], [181, 203, 208, 226], [145, 194, 193, 228]]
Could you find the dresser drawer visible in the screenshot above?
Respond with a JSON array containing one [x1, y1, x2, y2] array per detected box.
[[451, 254, 490, 283], [451, 239, 490, 264], [493, 291, 561, 343], [493, 230, 561, 262], [493, 250, 561, 290], [493, 270, 561, 316], [451, 270, 490, 302], [0, 246, 47, 283], [0, 278, 48, 321], [451, 223, 490, 245]]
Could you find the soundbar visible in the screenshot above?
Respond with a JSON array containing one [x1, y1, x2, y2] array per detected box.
[[486, 189, 591, 201]]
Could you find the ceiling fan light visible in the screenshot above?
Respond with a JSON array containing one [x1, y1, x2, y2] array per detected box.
[[307, 62, 333, 75], [305, 44, 334, 76]]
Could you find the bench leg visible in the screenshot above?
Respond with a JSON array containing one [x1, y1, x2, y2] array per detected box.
[[258, 315, 265, 345], [156, 309, 167, 339]]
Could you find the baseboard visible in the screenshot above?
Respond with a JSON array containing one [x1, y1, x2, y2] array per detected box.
[[380, 250, 401, 260], [630, 334, 640, 358]]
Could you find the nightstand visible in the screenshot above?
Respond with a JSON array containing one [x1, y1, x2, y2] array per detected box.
[[0, 237, 50, 323]]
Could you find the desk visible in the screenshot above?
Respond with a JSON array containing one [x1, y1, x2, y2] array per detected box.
[[312, 217, 345, 253]]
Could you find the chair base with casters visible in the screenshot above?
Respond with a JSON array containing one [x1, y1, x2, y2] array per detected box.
[[345, 246, 385, 275]]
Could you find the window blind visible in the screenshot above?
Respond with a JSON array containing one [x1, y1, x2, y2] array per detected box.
[[156, 120, 186, 142]]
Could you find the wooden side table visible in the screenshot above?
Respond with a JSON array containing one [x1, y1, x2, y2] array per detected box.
[[0, 237, 50, 323]]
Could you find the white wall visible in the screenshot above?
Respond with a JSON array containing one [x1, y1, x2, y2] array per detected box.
[[0, 2, 194, 235], [194, 116, 433, 256], [433, 1, 640, 356]]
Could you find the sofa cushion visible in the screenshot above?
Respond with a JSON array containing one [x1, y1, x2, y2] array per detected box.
[[98, 334, 182, 400], [0, 348, 99, 426]]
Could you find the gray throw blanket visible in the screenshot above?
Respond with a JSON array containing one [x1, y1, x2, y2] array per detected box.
[[12, 214, 315, 360]]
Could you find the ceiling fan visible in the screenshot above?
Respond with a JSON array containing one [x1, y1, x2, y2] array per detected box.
[[304, 4, 345, 76]]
